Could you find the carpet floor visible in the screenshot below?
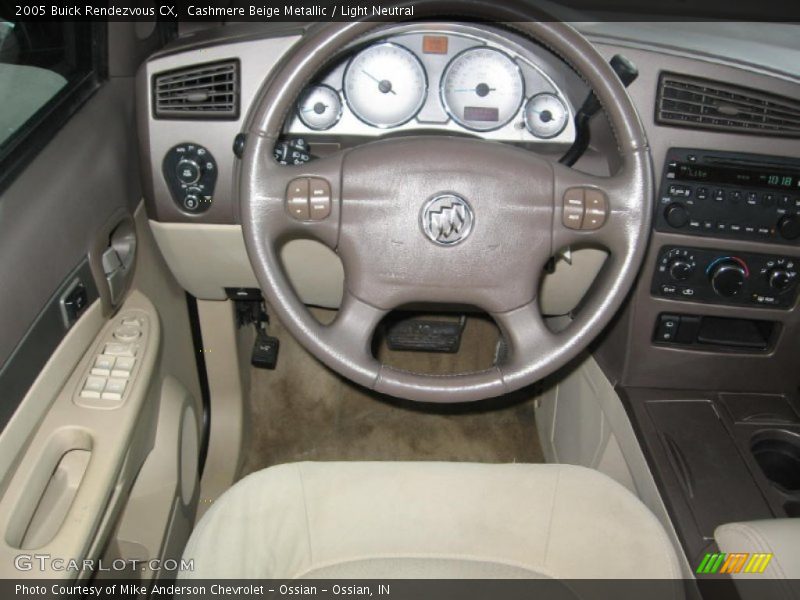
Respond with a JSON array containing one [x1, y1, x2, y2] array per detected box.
[[239, 309, 544, 478]]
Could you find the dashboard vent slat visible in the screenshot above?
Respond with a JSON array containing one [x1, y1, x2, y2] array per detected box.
[[656, 73, 800, 138], [153, 60, 239, 120]]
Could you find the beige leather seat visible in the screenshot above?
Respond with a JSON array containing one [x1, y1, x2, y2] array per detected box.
[[182, 462, 681, 579]]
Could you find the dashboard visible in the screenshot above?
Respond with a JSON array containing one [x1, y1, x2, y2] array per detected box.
[[138, 21, 800, 353], [284, 27, 576, 146]]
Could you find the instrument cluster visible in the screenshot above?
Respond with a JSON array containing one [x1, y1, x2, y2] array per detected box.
[[286, 27, 576, 144]]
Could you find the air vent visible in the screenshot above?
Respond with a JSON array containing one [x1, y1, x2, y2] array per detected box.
[[153, 60, 239, 119], [656, 73, 800, 138]]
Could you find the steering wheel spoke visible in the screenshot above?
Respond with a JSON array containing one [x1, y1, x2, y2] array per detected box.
[[243, 134, 345, 250], [492, 301, 559, 384], [316, 290, 387, 385], [550, 160, 642, 256]]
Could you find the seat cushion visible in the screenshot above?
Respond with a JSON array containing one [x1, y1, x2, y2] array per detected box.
[[182, 462, 681, 579]]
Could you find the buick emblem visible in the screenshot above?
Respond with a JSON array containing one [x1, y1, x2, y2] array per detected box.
[[421, 194, 474, 246]]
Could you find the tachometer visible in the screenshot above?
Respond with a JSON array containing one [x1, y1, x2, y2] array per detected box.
[[524, 93, 569, 139], [441, 47, 524, 131], [297, 84, 343, 130], [343, 43, 427, 128]]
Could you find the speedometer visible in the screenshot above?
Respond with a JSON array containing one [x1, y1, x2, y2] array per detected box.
[[441, 47, 524, 131], [343, 42, 427, 128]]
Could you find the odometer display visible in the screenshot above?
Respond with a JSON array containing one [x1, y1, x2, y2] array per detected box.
[[464, 106, 499, 122]]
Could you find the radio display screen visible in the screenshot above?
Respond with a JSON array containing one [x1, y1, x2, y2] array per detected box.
[[674, 162, 800, 191]]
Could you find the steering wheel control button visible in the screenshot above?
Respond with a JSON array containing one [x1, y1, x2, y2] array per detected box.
[[562, 188, 585, 230], [309, 178, 332, 220], [286, 178, 311, 220], [583, 189, 608, 230], [420, 194, 474, 246]]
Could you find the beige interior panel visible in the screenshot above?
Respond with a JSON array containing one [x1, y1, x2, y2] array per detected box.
[[195, 299, 254, 522], [0, 300, 104, 495], [150, 221, 604, 315], [97, 376, 198, 582], [149, 221, 345, 308], [540, 249, 608, 316], [0, 291, 161, 578], [535, 354, 692, 577]]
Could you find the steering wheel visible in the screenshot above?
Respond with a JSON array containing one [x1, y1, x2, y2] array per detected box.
[[239, 2, 652, 403]]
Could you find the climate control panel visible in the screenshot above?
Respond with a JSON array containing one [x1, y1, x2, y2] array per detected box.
[[652, 246, 799, 308], [162, 143, 218, 214]]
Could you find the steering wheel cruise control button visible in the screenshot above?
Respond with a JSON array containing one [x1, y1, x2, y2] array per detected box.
[[286, 177, 332, 221], [583, 189, 608, 230], [563, 188, 585, 229], [286, 178, 311, 220], [309, 178, 332, 220]]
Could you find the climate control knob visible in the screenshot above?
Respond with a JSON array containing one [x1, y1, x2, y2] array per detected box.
[[768, 268, 794, 293], [668, 259, 695, 281], [708, 257, 748, 297]]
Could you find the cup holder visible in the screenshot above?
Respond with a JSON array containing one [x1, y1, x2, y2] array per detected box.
[[751, 430, 800, 494]]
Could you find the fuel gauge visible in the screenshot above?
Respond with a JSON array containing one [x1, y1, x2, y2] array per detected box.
[[524, 93, 569, 139], [297, 84, 343, 131]]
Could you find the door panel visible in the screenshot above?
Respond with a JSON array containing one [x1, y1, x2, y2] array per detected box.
[[0, 21, 201, 580]]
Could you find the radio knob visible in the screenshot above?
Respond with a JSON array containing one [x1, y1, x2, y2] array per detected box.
[[709, 258, 748, 297], [768, 268, 794, 292], [664, 203, 689, 228], [668, 259, 695, 281], [176, 158, 202, 185], [777, 214, 800, 240]]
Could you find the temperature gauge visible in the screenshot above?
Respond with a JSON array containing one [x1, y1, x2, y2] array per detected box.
[[297, 84, 343, 131], [524, 93, 569, 139]]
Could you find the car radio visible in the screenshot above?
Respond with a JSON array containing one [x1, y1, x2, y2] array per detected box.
[[655, 148, 800, 245]]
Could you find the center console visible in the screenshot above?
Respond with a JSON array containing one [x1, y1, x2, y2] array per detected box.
[[649, 150, 800, 355], [611, 147, 800, 573]]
